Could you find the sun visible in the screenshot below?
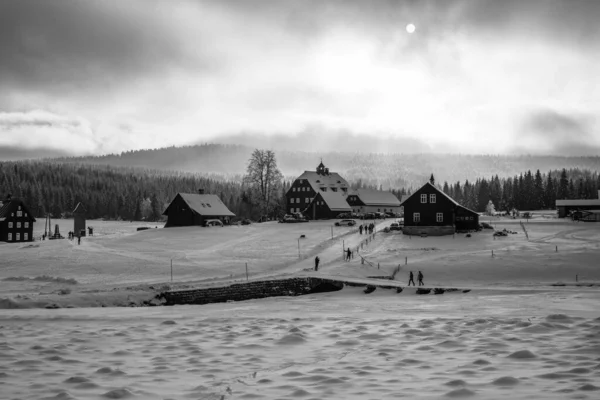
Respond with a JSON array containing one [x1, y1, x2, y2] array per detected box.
[[406, 23, 416, 34]]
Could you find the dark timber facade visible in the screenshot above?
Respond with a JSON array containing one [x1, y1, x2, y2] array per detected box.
[[286, 161, 350, 218], [401, 182, 479, 236], [0, 196, 36, 243], [163, 192, 235, 227]]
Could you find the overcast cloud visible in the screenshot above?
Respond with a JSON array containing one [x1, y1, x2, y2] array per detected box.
[[0, 0, 598, 156]]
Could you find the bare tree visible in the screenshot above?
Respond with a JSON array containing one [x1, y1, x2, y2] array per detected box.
[[244, 149, 283, 219]]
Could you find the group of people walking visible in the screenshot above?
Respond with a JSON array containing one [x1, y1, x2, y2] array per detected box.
[[408, 270, 424, 286], [359, 223, 375, 235]]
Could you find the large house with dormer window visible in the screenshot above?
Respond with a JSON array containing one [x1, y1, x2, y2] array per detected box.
[[0, 195, 36, 243], [285, 161, 350, 217], [400, 181, 479, 236]]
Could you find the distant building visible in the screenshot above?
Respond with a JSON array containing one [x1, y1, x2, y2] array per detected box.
[[162, 190, 235, 227], [306, 191, 352, 220], [285, 161, 350, 217], [346, 189, 401, 214], [400, 182, 479, 236], [556, 190, 600, 218], [0, 195, 36, 243], [73, 202, 86, 237]]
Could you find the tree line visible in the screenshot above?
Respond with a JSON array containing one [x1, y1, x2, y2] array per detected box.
[[439, 168, 600, 213], [1, 160, 598, 222]]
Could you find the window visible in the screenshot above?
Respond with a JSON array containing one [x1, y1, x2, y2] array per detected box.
[[414, 213, 420, 222], [16, 222, 21, 228], [24, 233, 28, 241], [421, 194, 427, 203], [320, 187, 327, 192], [305, 198, 310, 203], [331, 188, 338, 192], [7, 233, 12, 241], [290, 198, 295, 203], [296, 198, 300, 204], [430, 194, 436, 203], [436, 213, 443, 222], [342, 188, 347, 193], [18, 206, 21, 210], [16, 233, 20, 241], [8, 222, 12, 228], [24, 213, 27, 217], [378, 209, 381, 212], [24, 222, 29, 228], [292, 187, 296, 192], [17, 211, 22, 217]]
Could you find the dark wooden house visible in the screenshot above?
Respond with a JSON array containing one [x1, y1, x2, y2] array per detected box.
[[73, 202, 86, 237], [306, 191, 352, 220], [400, 182, 479, 236], [0, 195, 36, 243], [346, 189, 401, 214], [163, 191, 235, 227], [285, 161, 350, 217]]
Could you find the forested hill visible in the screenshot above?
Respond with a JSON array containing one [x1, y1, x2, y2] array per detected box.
[[54, 144, 600, 190]]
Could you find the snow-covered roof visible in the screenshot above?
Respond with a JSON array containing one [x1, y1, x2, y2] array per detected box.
[[349, 189, 400, 206], [556, 199, 600, 207], [317, 191, 352, 211], [165, 193, 235, 217], [296, 170, 349, 193]]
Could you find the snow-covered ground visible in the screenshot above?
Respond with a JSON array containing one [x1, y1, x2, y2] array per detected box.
[[1, 217, 599, 398]]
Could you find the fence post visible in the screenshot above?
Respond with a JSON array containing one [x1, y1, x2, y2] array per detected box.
[[405, 256, 407, 265], [492, 250, 494, 257], [555, 245, 558, 253], [378, 262, 380, 269]]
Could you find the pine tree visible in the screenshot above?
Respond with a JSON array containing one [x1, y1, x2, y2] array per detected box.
[[557, 169, 569, 199]]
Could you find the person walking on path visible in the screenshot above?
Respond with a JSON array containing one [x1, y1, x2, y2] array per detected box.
[[346, 247, 352, 261], [418, 271, 424, 286], [408, 271, 415, 286], [314, 256, 320, 271], [359, 225, 363, 235], [77, 235, 81, 245]]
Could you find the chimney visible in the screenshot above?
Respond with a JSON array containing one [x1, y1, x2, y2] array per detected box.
[[198, 188, 205, 195]]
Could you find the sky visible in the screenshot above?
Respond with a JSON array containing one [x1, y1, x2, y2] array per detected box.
[[1, 0, 599, 157]]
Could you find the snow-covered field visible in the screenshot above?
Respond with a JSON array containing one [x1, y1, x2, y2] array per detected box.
[[1, 217, 599, 398]]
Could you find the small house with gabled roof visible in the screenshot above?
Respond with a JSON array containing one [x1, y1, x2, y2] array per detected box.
[[307, 191, 352, 220], [163, 190, 235, 227], [286, 161, 350, 216], [400, 181, 479, 236], [346, 189, 401, 215], [0, 195, 36, 243]]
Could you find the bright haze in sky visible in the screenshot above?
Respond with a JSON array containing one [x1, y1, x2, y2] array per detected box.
[[0, 0, 599, 156]]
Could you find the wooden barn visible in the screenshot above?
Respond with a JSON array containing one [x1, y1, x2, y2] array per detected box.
[[306, 191, 352, 220], [346, 189, 401, 214], [163, 191, 235, 227], [285, 161, 350, 216], [0, 195, 36, 243], [556, 190, 600, 218], [400, 181, 479, 236]]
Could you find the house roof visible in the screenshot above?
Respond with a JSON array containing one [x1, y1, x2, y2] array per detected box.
[[317, 191, 352, 211], [456, 204, 479, 216], [349, 189, 400, 206], [295, 170, 349, 192], [73, 202, 86, 213], [164, 193, 235, 217], [400, 182, 459, 206], [556, 199, 600, 207], [0, 198, 37, 222]]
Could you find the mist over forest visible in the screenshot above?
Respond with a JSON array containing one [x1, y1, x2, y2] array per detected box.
[[51, 143, 600, 190]]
